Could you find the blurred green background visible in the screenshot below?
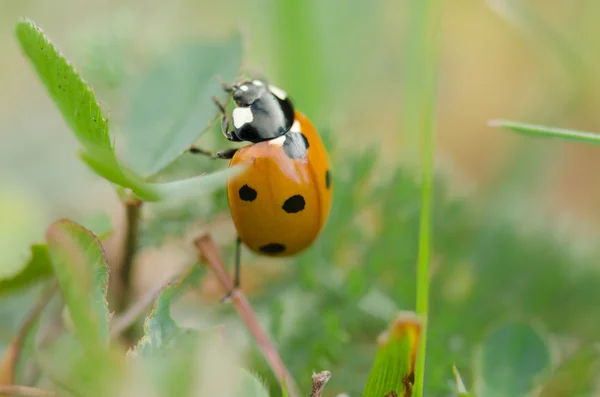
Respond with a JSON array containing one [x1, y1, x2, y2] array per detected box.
[[2, 0, 600, 396]]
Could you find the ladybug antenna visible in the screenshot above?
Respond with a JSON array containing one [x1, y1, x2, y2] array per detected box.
[[215, 75, 235, 92]]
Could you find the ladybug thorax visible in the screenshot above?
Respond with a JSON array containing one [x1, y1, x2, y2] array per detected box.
[[229, 80, 295, 143]]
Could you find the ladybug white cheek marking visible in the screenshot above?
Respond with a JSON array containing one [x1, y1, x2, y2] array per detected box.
[[289, 120, 301, 133], [268, 85, 288, 100], [232, 107, 254, 128], [268, 135, 286, 146]]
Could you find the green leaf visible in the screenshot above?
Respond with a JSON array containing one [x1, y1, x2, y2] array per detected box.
[[132, 282, 234, 397], [0, 244, 52, 297], [538, 345, 600, 397], [238, 369, 271, 397], [15, 19, 160, 201], [154, 164, 246, 204], [490, 120, 600, 146], [452, 365, 473, 397], [476, 321, 552, 397], [124, 34, 243, 177], [45, 219, 110, 348], [362, 313, 421, 397], [132, 283, 187, 356], [0, 188, 48, 281], [36, 332, 125, 397]]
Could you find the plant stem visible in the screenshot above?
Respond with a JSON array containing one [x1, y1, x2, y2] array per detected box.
[[194, 235, 299, 397], [116, 197, 142, 314], [272, 0, 325, 121], [403, 0, 442, 396]]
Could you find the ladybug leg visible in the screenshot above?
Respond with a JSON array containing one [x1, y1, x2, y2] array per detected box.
[[187, 146, 238, 159], [220, 236, 242, 302], [212, 96, 240, 142]]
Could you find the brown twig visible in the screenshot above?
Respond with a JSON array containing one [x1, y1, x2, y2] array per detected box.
[[116, 197, 142, 315], [194, 234, 299, 397], [0, 282, 57, 386], [0, 385, 56, 397], [310, 371, 331, 397]]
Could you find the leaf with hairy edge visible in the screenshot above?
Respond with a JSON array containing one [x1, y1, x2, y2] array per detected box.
[[124, 34, 243, 177], [45, 219, 110, 348], [15, 19, 159, 201], [131, 284, 185, 356], [0, 244, 52, 296], [131, 283, 203, 397], [490, 120, 600, 146], [362, 313, 421, 397], [239, 369, 271, 397]]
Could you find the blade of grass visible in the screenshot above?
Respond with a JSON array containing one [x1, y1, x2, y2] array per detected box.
[[401, 0, 443, 396], [490, 119, 600, 146], [272, 0, 325, 121], [362, 314, 421, 397]]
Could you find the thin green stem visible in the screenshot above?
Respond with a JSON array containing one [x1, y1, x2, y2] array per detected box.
[[402, 1, 442, 396], [272, 0, 325, 122]]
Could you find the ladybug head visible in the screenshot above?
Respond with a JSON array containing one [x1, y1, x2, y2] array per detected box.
[[227, 79, 268, 107]]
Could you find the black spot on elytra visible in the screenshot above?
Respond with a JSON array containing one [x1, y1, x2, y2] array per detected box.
[[238, 184, 257, 202], [325, 170, 331, 189], [282, 195, 305, 213], [259, 243, 286, 254], [283, 131, 309, 159]]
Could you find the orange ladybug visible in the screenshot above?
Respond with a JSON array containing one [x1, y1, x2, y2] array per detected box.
[[191, 78, 332, 292]]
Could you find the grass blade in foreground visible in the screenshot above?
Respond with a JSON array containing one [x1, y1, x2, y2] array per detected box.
[[402, 0, 442, 395], [362, 313, 421, 397], [46, 219, 110, 348], [15, 19, 159, 201], [490, 120, 600, 146]]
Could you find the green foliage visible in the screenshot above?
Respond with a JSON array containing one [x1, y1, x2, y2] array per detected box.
[[15, 20, 243, 203], [475, 321, 552, 397], [132, 283, 193, 356], [124, 35, 242, 177], [491, 119, 600, 146], [46, 219, 110, 348], [362, 315, 420, 397], [0, 244, 52, 296], [538, 345, 600, 397], [15, 20, 160, 201]]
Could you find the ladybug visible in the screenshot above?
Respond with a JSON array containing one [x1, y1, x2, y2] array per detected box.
[[190, 78, 333, 293]]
